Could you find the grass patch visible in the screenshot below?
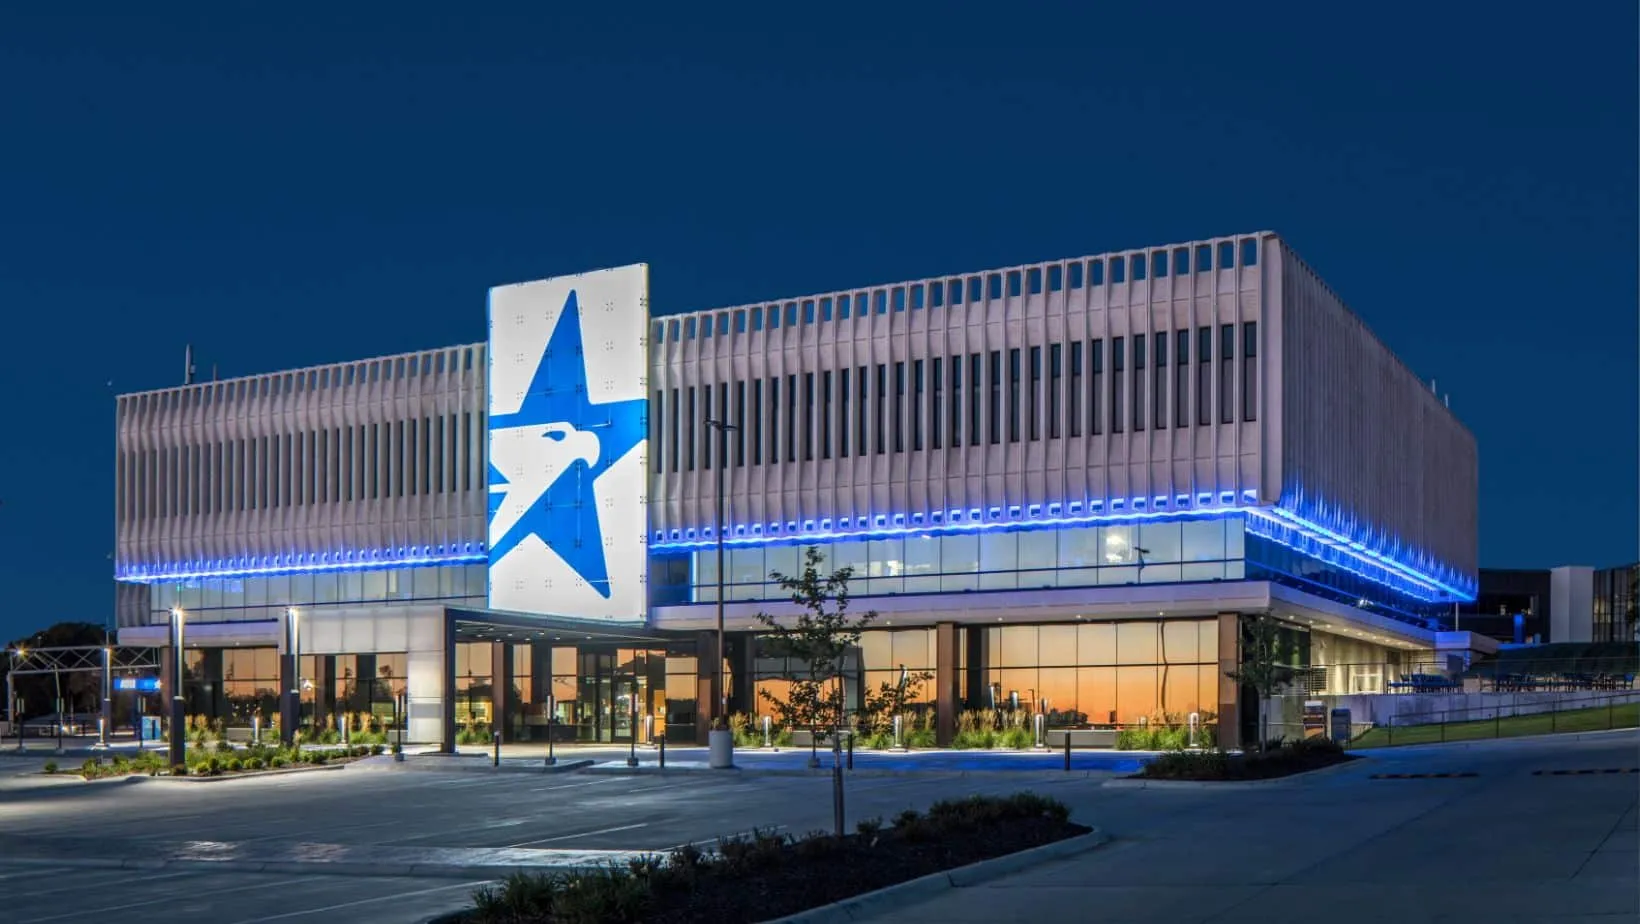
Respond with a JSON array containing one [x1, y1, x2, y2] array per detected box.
[[1137, 737, 1352, 781], [1350, 701, 1640, 748], [443, 793, 1086, 924]]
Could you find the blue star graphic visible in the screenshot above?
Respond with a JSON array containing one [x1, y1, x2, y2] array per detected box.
[[488, 289, 647, 598]]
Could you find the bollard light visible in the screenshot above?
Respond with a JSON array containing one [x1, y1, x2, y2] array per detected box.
[[762, 715, 772, 749]]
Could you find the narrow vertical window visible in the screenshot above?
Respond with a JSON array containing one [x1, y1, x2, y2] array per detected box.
[[839, 369, 850, 458], [1110, 337, 1125, 434], [987, 350, 1002, 445], [1197, 327, 1212, 426], [1089, 340, 1103, 435], [1029, 346, 1042, 441], [1048, 344, 1062, 440], [821, 370, 832, 459], [1242, 321, 1258, 422], [1068, 341, 1082, 438], [875, 364, 887, 455], [931, 357, 943, 449], [751, 380, 763, 465], [767, 377, 779, 465], [686, 387, 696, 471], [893, 361, 906, 453], [650, 391, 664, 473], [735, 381, 747, 466], [969, 353, 982, 446], [1132, 335, 1146, 432], [668, 389, 680, 472], [912, 359, 924, 451], [803, 372, 815, 462], [701, 387, 712, 472], [787, 373, 798, 462], [1174, 330, 1189, 428], [1008, 348, 1022, 443], [1220, 324, 1235, 425], [949, 356, 962, 448], [1153, 332, 1167, 430], [857, 366, 869, 457]]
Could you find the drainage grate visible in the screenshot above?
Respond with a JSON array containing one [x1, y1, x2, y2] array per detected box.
[[1531, 768, 1640, 776], [1369, 772, 1479, 780]]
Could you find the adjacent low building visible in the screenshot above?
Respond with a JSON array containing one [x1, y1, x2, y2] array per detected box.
[[113, 232, 1487, 749]]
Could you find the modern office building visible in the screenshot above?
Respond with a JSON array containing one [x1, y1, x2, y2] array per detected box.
[[113, 232, 1486, 749]]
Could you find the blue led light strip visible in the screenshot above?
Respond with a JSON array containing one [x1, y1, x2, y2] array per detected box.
[[652, 500, 1473, 604], [116, 546, 487, 584]]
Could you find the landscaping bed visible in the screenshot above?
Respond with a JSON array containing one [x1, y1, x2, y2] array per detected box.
[[1136, 737, 1354, 781], [437, 793, 1088, 924], [45, 743, 383, 780]]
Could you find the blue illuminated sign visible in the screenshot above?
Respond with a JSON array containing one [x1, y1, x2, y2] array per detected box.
[[114, 676, 160, 693]]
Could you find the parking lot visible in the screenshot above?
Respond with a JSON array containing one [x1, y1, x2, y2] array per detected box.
[[0, 732, 1635, 924]]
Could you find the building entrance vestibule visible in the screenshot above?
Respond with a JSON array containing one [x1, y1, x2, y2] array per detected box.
[[574, 648, 666, 744]]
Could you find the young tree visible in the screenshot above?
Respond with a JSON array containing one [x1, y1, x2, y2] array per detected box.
[[1226, 614, 1292, 752], [755, 546, 877, 761], [860, 666, 934, 744]]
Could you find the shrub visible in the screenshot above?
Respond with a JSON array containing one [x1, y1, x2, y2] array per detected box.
[[225, 758, 243, 773], [171, 763, 187, 776], [42, 761, 58, 774], [1000, 725, 1035, 750], [471, 871, 560, 922], [369, 744, 384, 756], [550, 867, 651, 924], [270, 756, 289, 769], [215, 740, 234, 754], [855, 817, 883, 837], [244, 756, 264, 771]]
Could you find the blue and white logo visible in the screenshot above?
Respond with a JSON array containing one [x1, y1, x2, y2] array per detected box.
[[487, 265, 649, 621]]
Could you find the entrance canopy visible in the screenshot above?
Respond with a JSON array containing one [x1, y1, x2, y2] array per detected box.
[[446, 607, 670, 645]]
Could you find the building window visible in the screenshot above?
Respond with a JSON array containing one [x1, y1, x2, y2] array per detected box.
[[819, 371, 831, 459], [1110, 337, 1125, 434], [1048, 344, 1061, 440], [1029, 346, 1043, 441], [857, 366, 869, 457], [767, 377, 779, 465], [787, 373, 798, 462], [931, 357, 943, 449], [1008, 348, 1022, 443], [1197, 327, 1212, 426], [838, 369, 850, 458], [1220, 324, 1235, 425], [685, 387, 696, 471], [1132, 335, 1145, 432], [912, 359, 925, 451], [750, 380, 763, 466], [894, 361, 906, 453], [1174, 330, 1189, 428], [1153, 332, 1167, 430], [950, 355, 963, 448], [735, 381, 747, 466], [969, 353, 982, 447], [653, 391, 664, 473], [804, 372, 816, 462], [1068, 341, 1082, 438], [988, 350, 1003, 445], [1089, 340, 1103, 435], [1242, 321, 1258, 422], [875, 364, 887, 455]]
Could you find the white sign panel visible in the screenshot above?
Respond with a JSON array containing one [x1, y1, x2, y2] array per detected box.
[[487, 264, 649, 621]]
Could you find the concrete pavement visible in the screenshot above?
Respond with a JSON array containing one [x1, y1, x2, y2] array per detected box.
[[861, 730, 1640, 924]]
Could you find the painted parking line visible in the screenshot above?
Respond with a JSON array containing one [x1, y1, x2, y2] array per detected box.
[[505, 822, 648, 848], [1532, 768, 1640, 775], [1369, 772, 1479, 779], [228, 879, 493, 924], [27, 874, 326, 922]]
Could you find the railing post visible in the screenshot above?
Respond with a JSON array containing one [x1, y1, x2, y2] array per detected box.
[[658, 735, 666, 768], [492, 731, 501, 767]]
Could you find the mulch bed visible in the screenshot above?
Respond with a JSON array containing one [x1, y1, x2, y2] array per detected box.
[[1137, 744, 1355, 781], [649, 817, 1089, 924], [438, 815, 1090, 924]]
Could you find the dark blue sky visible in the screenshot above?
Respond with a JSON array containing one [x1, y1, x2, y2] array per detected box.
[[0, 4, 1634, 640]]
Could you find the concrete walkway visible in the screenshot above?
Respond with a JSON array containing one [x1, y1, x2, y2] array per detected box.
[[863, 730, 1640, 923]]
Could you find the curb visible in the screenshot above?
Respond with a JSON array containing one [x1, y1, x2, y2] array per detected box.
[[762, 829, 1108, 924], [364, 759, 594, 775], [579, 765, 1121, 780], [1102, 756, 1364, 790]]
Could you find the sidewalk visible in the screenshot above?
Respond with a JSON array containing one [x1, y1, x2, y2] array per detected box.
[[443, 742, 1151, 775]]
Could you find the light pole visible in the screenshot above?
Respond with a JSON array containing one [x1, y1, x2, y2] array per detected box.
[[168, 607, 186, 769], [705, 418, 738, 728], [284, 607, 300, 747]]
